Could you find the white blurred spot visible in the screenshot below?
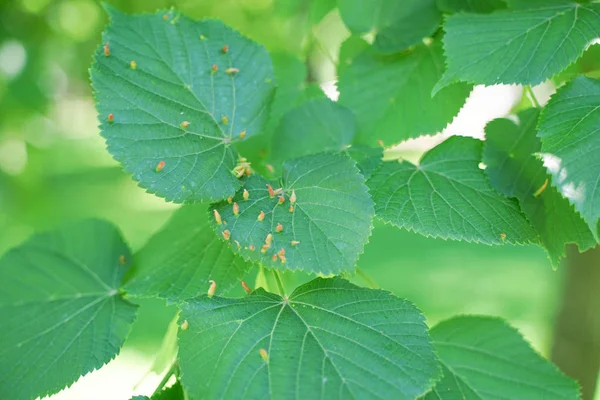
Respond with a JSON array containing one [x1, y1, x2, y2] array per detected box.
[[540, 153, 561, 175], [321, 80, 339, 101], [0, 40, 27, 79], [0, 138, 27, 175]]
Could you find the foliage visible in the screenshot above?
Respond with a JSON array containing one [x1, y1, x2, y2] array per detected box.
[[1, 1, 598, 399]]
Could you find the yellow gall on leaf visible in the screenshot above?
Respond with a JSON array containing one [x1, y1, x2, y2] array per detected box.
[[261, 244, 269, 254], [290, 190, 296, 204], [213, 209, 222, 225], [289, 205, 294, 213], [266, 164, 274, 173], [239, 130, 246, 139], [278, 195, 285, 204], [200, 34, 206, 40], [265, 233, 273, 246], [163, 14, 169, 20], [276, 223, 283, 232], [291, 240, 300, 246], [107, 113, 114, 122], [267, 184, 275, 198], [130, 60, 137, 70], [500, 233, 507, 240], [249, 245, 255, 251], [278, 248, 285, 257], [180, 120, 191, 129], [226, 67, 239, 75], [208, 280, 216, 297], [233, 202, 239, 216], [259, 348, 268, 361], [155, 160, 166, 172], [119, 255, 126, 265], [180, 320, 189, 330], [273, 188, 283, 195], [222, 45, 229, 53], [257, 210, 265, 222], [227, 197, 233, 204], [533, 178, 549, 198], [221, 115, 229, 125], [222, 230, 231, 240], [241, 280, 252, 294], [377, 139, 384, 147], [243, 189, 249, 200], [271, 254, 278, 262], [103, 42, 110, 56], [212, 64, 218, 73]]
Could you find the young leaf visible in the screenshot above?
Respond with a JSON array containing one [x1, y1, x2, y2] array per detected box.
[[124, 204, 252, 301], [367, 136, 537, 244], [91, 7, 275, 203], [435, 3, 600, 92], [338, 39, 471, 147], [0, 220, 138, 400], [538, 76, 600, 239], [270, 98, 357, 166], [422, 316, 580, 399], [339, 0, 441, 54], [484, 109, 596, 265], [435, 0, 506, 14], [210, 153, 374, 274], [178, 277, 441, 400]]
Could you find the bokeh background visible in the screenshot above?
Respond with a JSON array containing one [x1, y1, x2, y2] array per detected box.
[[0, 0, 594, 399]]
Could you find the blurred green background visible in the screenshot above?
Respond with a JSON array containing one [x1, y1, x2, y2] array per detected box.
[[0, 0, 572, 398]]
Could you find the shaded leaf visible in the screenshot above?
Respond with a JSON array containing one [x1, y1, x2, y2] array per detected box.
[[91, 7, 275, 203], [435, 0, 506, 13], [210, 153, 374, 274], [538, 76, 600, 239], [367, 136, 537, 244], [124, 204, 252, 301], [435, 3, 600, 92], [422, 316, 580, 399], [0, 220, 138, 400], [346, 145, 384, 180], [338, 40, 471, 147], [484, 109, 596, 265], [178, 277, 440, 400], [339, 0, 441, 54], [555, 43, 600, 83]]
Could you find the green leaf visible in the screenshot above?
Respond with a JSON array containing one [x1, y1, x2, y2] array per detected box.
[[435, 0, 506, 13], [538, 76, 600, 239], [555, 43, 600, 83], [435, 3, 600, 92], [339, 0, 441, 54], [130, 383, 184, 400], [338, 40, 471, 147], [124, 204, 252, 301], [91, 7, 275, 203], [483, 109, 596, 265], [270, 98, 357, 167], [0, 219, 138, 400], [367, 136, 537, 244], [178, 277, 440, 400], [422, 316, 580, 399], [346, 145, 384, 180], [210, 153, 374, 274]]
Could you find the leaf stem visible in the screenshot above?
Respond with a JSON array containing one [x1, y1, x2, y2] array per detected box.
[[272, 270, 286, 296], [356, 267, 379, 289], [151, 361, 178, 397], [525, 85, 541, 108]]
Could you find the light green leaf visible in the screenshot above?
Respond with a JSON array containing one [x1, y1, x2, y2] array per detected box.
[[130, 382, 184, 400], [91, 7, 275, 203], [270, 98, 356, 167], [210, 153, 374, 274], [435, 3, 600, 92], [538, 76, 600, 239], [555, 44, 600, 83], [422, 316, 580, 399], [435, 0, 506, 13], [0, 219, 138, 400], [484, 109, 596, 265], [338, 39, 471, 147], [367, 136, 537, 244], [339, 0, 441, 54], [124, 204, 252, 301], [178, 277, 440, 400]]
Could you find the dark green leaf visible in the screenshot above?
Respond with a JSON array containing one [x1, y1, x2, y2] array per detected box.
[[538, 76, 600, 239], [91, 7, 275, 203], [555, 44, 600, 83], [338, 40, 471, 147], [0, 220, 138, 400], [178, 277, 440, 400], [124, 204, 252, 301], [435, 0, 506, 13], [210, 153, 374, 274], [423, 316, 580, 399], [339, 0, 441, 54], [367, 136, 537, 244], [346, 145, 384, 180], [435, 3, 600, 92], [154, 381, 185, 400], [271, 98, 357, 166], [484, 109, 596, 265]]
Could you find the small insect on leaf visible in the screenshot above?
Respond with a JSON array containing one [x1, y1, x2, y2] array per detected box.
[[243, 189, 249, 200], [291, 240, 300, 246], [259, 348, 268, 362], [103, 42, 110, 56], [233, 202, 239, 216], [267, 184, 275, 198], [119, 255, 126, 265], [239, 130, 246, 139], [226, 67, 239, 75], [276, 223, 283, 232], [222, 45, 229, 53], [533, 178, 549, 198], [155, 160, 166, 172], [222, 230, 231, 240], [290, 190, 297, 204], [266, 164, 274, 173], [180, 120, 191, 129], [207, 280, 217, 297], [221, 115, 229, 125], [241, 281, 252, 294], [107, 113, 114, 122], [180, 320, 189, 330], [213, 209, 223, 225]]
